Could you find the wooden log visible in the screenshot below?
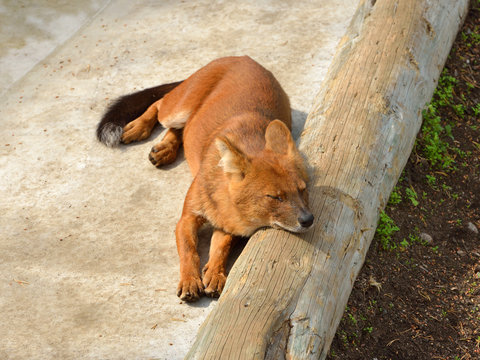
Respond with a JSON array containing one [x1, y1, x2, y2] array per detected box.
[[185, 0, 469, 359]]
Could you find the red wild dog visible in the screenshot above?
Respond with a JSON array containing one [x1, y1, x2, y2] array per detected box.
[[97, 56, 314, 301]]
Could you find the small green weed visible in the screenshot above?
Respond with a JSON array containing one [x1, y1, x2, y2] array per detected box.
[[376, 211, 400, 250], [452, 103, 465, 117], [400, 233, 422, 249], [348, 313, 357, 326], [405, 187, 419, 206], [363, 326, 373, 334], [400, 238, 409, 248], [426, 174, 437, 188], [472, 103, 480, 117], [388, 186, 402, 206]]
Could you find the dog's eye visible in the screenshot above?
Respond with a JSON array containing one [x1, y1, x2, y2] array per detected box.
[[266, 194, 283, 202]]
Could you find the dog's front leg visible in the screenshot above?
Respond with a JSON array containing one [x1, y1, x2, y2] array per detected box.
[[202, 229, 233, 298], [175, 210, 205, 302]]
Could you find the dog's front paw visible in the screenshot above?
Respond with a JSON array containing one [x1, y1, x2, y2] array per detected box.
[[176, 276, 204, 302], [202, 264, 227, 298]]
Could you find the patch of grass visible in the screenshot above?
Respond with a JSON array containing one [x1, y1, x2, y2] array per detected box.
[[418, 71, 461, 170], [420, 105, 455, 169], [436, 73, 456, 105], [462, 26, 480, 48]]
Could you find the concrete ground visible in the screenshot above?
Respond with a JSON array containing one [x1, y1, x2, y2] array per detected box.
[[0, 0, 359, 359]]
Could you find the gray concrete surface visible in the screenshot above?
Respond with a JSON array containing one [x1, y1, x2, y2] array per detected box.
[[0, 0, 111, 95], [0, 0, 359, 359]]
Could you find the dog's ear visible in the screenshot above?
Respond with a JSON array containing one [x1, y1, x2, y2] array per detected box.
[[215, 136, 250, 180], [265, 120, 296, 156], [265, 120, 309, 181]]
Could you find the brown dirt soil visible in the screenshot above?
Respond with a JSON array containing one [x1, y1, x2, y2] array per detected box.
[[328, 3, 480, 360]]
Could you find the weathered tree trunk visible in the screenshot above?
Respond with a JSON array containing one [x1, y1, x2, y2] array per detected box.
[[186, 0, 469, 359]]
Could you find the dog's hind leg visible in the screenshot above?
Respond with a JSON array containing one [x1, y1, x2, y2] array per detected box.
[[121, 99, 162, 144], [147, 97, 193, 167]]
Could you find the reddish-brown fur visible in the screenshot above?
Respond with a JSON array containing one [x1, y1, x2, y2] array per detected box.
[[98, 56, 314, 301]]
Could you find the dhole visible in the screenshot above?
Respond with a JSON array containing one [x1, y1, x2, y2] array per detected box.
[[97, 56, 314, 301]]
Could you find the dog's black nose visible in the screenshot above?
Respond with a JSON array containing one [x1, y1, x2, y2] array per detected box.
[[299, 211, 314, 228]]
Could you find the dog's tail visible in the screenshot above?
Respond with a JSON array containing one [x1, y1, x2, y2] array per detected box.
[[96, 81, 183, 147]]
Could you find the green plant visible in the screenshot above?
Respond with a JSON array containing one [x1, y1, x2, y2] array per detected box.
[[426, 174, 437, 188], [442, 183, 452, 191], [418, 71, 464, 170], [405, 187, 419, 206], [363, 326, 373, 334], [471, 27, 480, 45], [376, 211, 400, 250], [436, 72, 457, 107], [420, 105, 455, 169], [400, 233, 422, 249], [452, 103, 465, 117], [340, 330, 349, 346], [472, 103, 480, 117], [388, 186, 402, 206], [400, 238, 409, 248]]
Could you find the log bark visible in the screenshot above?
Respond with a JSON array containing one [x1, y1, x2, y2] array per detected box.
[[186, 0, 469, 359]]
